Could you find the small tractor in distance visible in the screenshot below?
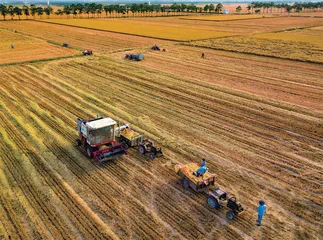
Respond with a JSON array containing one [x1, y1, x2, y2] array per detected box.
[[125, 53, 144, 61], [76, 117, 162, 162], [151, 44, 160, 51], [82, 50, 93, 55]]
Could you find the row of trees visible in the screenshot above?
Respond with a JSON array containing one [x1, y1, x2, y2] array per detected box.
[[0, 3, 204, 20], [247, 2, 323, 14], [0, 4, 53, 20], [1, 2, 323, 20], [203, 4, 224, 13]]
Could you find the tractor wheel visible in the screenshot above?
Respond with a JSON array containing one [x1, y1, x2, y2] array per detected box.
[[85, 145, 93, 158], [149, 153, 155, 160], [76, 139, 81, 146], [182, 177, 189, 190], [226, 210, 236, 220], [207, 196, 220, 209], [139, 145, 146, 155]]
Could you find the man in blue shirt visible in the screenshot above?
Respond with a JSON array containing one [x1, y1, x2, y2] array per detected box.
[[201, 158, 206, 167], [195, 166, 208, 177], [257, 200, 267, 226]]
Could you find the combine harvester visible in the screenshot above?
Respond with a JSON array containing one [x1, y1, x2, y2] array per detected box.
[[175, 162, 244, 220], [76, 117, 162, 162]]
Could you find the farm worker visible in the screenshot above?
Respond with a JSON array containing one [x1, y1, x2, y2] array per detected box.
[[201, 158, 206, 167], [201, 52, 205, 58], [257, 200, 267, 226], [196, 166, 208, 177], [10, 43, 14, 49]]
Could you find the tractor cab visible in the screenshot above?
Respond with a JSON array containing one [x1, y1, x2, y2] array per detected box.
[[77, 117, 127, 162], [207, 188, 244, 220]]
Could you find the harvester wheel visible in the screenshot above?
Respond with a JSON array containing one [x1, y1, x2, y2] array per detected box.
[[207, 196, 219, 209], [226, 210, 236, 220], [182, 177, 189, 189], [85, 145, 93, 158], [149, 153, 155, 160], [139, 145, 146, 155]]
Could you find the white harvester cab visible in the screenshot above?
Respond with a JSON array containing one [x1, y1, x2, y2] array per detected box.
[[79, 117, 117, 146]]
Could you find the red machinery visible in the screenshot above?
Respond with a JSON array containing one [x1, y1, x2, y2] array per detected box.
[[76, 117, 163, 162], [76, 117, 127, 162]]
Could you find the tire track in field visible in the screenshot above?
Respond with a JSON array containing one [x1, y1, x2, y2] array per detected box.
[[0, 54, 322, 239], [8, 59, 322, 204], [0, 104, 115, 239]]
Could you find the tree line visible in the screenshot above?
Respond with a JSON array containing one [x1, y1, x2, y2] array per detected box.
[[246, 2, 323, 14], [0, 2, 322, 20], [0, 3, 202, 20]]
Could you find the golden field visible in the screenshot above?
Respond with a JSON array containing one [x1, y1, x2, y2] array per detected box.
[[0, 21, 172, 53], [41, 18, 235, 40], [115, 16, 323, 35], [181, 14, 277, 21], [253, 28, 323, 46], [0, 16, 323, 240], [187, 26, 323, 63], [0, 29, 78, 64]]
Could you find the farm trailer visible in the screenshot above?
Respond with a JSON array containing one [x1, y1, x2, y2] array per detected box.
[[175, 162, 244, 220]]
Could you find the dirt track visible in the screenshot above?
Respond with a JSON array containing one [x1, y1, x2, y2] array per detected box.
[[0, 49, 322, 239]]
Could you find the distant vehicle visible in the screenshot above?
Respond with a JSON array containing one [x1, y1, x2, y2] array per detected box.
[[125, 53, 144, 61], [82, 50, 93, 55], [222, 9, 229, 14]]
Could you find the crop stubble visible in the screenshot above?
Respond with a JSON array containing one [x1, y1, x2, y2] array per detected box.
[[0, 18, 322, 240], [0, 29, 78, 64], [0, 52, 322, 239]]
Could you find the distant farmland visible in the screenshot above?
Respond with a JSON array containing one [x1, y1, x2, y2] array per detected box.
[[0, 13, 322, 240]]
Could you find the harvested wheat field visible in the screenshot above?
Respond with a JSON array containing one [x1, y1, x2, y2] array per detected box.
[[0, 21, 171, 53], [181, 14, 276, 21], [187, 26, 323, 63], [0, 17, 322, 240], [116, 16, 323, 35], [0, 29, 78, 64], [41, 19, 235, 40]]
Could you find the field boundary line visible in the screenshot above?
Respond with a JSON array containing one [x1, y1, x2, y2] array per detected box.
[[0, 54, 84, 67], [34, 20, 185, 42], [33, 19, 233, 42], [290, 15, 323, 18], [179, 15, 284, 22], [271, 25, 323, 33], [182, 43, 323, 65]]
